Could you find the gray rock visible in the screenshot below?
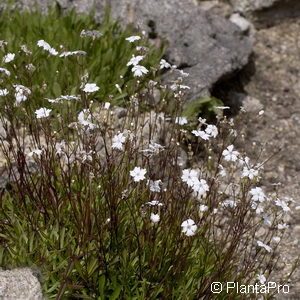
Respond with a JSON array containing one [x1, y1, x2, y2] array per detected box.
[[6, 0, 253, 103], [230, 0, 300, 27], [0, 268, 44, 300]]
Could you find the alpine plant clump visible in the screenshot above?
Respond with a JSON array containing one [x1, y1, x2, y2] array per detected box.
[[0, 8, 298, 300]]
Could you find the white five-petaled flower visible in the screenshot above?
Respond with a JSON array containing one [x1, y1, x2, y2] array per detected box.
[[127, 55, 144, 66], [181, 169, 199, 187], [192, 129, 210, 140], [78, 109, 96, 130], [257, 240, 272, 252], [181, 219, 197, 236], [205, 125, 218, 138], [242, 167, 259, 180], [125, 35, 141, 43], [175, 117, 188, 125], [132, 65, 149, 77], [3, 53, 15, 63], [275, 199, 290, 212], [250, 187, 266, 202], [35, 107, 52, 119], [192, 179, 209, 197], [150, 213, 160, 223], [160, 59, 171, 69], [199, 205, 208, 212], [112, 133, 126, 150], [14, 85, 31, 103], [0, 89, 9, 96], [222, 145, 239, 162], [28, 149, 43, 157], [130, 167, 147, 182], [82, 83, 100, 93]]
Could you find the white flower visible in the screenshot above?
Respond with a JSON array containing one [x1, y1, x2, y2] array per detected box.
[[127, 55, 144, 66], [198, 117, 206, 124], [199, 205, 208, 212], [250, 187, 266, 202], [160, 59, 171, 69], [181, 219, 197, 236], [181, 169, 199, 187], [251, 202, 264, 214], [263, 215, 272, 226], [222, 145, 239, 162], [242, 167, 259, 180], [28, 149, 43, 157], [178, 70, 189, 77], [275, 199, 290, 212], [0, 89, 9, 96], [145, 200, 163, 207], [222, 200, 237, 208], [192, 179, 209, 196], [104, 102, 111, 109], [125, 35, 141, 43], [192, 130, 210, 140], [55, 140, 65, 156], [214, 106, 230, 110], [257, 274, 267, 284], [140, 140, 164, 155], [257, 240, 272, 252], [175, 117, 188, 125], [112, 133, 126, 150], [148, 180, 162, 192], [218, 165, 227, 177], [14, 85, 31, 103], [59, 50, 86, 57], [82, 83, 100, 93], [205, 125, 218, 138], [277, 223, 288, 230], [0, 67, 10, 76], [130, 167, 147, 182], [132, 65, 149, 77], [35, 107, 52, 119], [37, 40, 58, 56], [272, 236, 281, 243], [3, 53, 15, 63], [150, 213, 160, 223], [78, 109, 96, 130]]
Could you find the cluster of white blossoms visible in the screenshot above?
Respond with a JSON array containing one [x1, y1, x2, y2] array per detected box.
[[181, 169, 209, 197], [249, 187, 267, 214], [192, 117, 218, 140]]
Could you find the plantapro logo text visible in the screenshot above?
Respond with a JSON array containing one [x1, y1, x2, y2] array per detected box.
[[211, 281, 290, 294]]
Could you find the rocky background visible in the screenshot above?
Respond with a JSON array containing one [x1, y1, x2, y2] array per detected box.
[[0, 0, 299, 299]]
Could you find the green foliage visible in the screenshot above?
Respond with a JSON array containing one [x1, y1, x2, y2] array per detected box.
[[0, 4, 164, 107]]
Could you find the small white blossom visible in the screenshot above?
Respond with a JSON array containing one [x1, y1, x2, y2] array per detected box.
[[272, 236, 281, 243], [257, 240, 272, 252], [0, 67, 11, 76], [250, 187, 266, 203], [199, 205, 208, 212], [181, 219, 197, 236], [218, 165, 227, 177], [78, 109, 96, 130], [192, 130, 210, 140], [192, 179, 209, 196], [222, 145, 239, 162], [251, 202, 264, 214], [28, 149, 43, 157], [104, 102, 111, 109], [35, 107, 52, 119], [148, 179, 162, 192], [0, 89, 9, 96], [205, 125, 218, 138], [112, 133, 126, 150], [14, 85, 31, 103], [130, 167, 147, 182], [160, 59, 171, 69], [242, 167, 259, 180], [127, 55, 144, 66], [198, 117, 206, 124], [3, 53, 15, 63], [145, 200, 163, 207], [132, 65, 149, 77], [125, 35, 141, 43], [37, 40, 58, 56], [181, 169, 199, 187], [214, 106, 230, 110], [175, 117, 188, 125], [150, 213, 160, 223], [275, 199, 290, 212], [82, 83, 100, 93], [277, 223, 289, 230], [222, 200, 237, 208], [257, 274, 267, 284]]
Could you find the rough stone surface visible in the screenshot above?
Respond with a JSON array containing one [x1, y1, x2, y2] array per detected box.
[[7, 0, 253, 103], [0, 268, 43, 300], [230, 0, 300, 27]]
